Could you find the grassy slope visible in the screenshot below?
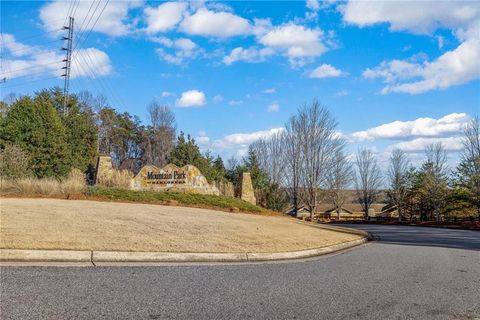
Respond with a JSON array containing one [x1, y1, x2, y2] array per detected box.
[[86, 186, 272, 215]]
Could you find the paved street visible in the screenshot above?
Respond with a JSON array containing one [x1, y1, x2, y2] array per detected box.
[[1, 225, 479, 320]]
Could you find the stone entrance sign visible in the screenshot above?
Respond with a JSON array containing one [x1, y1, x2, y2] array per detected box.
[[240, 172, 256, 205], [132, 164, 219, 195]]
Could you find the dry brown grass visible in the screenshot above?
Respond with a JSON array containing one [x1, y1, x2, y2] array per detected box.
[[0, 169, 86, 197], [97, 169, 133, 188], [0, 198, 362, 252]]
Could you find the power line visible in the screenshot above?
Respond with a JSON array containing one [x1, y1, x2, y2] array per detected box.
[[71, 0, 103, 55], [75, 0, 97, 36], [0, 75, 60, 89], [63, 0, 76, 26], [0, 67, 62, 81], [2, 38, 62, 56], [71, 0, 81, 19], [79, 46, 126, 110], [0, 61, 63, 78], [71, 0, 110, 62], [0, 27, 64, 45]]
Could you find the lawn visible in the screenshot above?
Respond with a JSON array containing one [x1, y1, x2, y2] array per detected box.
[[86, 186, 270, 214], [0, 198, 361, 253]]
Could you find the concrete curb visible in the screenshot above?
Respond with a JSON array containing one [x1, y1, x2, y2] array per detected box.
[[93, 251, 248, 263], [0, 239, 367, 264], [0, 225, 369, 264], [0, 249, 91, 262]]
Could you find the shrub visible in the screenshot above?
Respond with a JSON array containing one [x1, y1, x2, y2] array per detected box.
[[0, 144, 32, 179]]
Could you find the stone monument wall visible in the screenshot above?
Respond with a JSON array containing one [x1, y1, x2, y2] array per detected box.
[[240, 172, 256, 205], [131, 163, 219, 195], [95, 155, 114, 184]]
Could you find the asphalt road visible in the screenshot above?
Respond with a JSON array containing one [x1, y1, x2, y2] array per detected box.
[[1, 225, 479, 320]]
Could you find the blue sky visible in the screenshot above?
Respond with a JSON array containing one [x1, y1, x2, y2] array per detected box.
[[1, 0, 479, 166]]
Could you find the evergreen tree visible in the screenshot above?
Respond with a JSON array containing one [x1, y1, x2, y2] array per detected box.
[[0, 96, 69, 178], [63, 103, 98, 172], [168, 132, 205, 167]]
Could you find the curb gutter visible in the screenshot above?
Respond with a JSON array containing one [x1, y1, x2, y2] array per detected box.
[[0, 238, 368, 264]]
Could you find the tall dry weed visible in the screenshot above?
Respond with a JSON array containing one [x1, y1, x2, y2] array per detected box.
[[34, 178, 61, 196], [97, 169, 133, 189], [61, 169, 86, 194], [0, 169, 87, 196]]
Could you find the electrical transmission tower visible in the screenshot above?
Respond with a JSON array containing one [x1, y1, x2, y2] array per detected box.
[[62, 16, 74, 116]]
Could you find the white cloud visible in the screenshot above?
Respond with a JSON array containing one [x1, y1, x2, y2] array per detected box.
[[40, 1, 140, 37], [212, 128, 284, 153], [71, 48, 113, 78], [195, 131, 211, 146], [161, 91, 175, 97], [176, 90, 206, 107], [437, 35, 445, 49], [380, 37, 480, 94], [213, 94, 223, 103], [222, 46, 274, 65], [309, 63, 344, 78], [342, 1, 480, 94], [262, 88, 276, 94], [155, 37, 199, 65], [1, 34, 37, 57], [195, 127, 285, 157], [335, 89, 348, 97], [180, 8, 251, 38], [228, 100, 243, 106], [259, 23, 326, 66], [341, 1, 480, 35], [268, 103, 280, 112], [144, 2, 187, 33], [306, 0, 320, 11], [252, 18, 273, 37], [351, 113, 471, 141], [1, 34, 112, 80], [389, 137, 464, 153]]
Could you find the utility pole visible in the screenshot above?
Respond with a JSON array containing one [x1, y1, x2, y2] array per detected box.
[[62, 16, 74, 116]]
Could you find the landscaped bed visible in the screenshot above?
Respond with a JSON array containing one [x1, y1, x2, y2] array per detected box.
[[0, 198, 361, 253]]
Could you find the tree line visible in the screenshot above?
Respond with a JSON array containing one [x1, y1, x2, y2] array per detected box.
[[0, 88, 226, 185], [1, 90, 478, 219], [249, 100, 479, 221]]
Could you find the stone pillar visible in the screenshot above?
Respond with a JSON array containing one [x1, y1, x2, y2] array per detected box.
[[240, 172, 256, 205], [95, 155, 113, 184]]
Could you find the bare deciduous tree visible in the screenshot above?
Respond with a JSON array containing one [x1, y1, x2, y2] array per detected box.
[[143, 101, 176, 168], [297, 100, 341, 220], [424, 142, 448, 222], [326, 149, 353, 220], [355, 148, 383, 219], [250, 131, 286, 185], [388, 148, 410, 221], [284, 114, 303, 215], [460, 115, 480, 214]]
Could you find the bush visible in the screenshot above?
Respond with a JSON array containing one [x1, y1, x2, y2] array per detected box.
[[0, 144, 32, 179], [0, 95, 70, 178]]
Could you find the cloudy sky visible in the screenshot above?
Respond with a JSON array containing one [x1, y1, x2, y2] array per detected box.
[[1, 0, 479, 165]]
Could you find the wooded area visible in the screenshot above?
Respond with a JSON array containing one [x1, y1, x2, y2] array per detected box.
[[1, 89, 479, 219]]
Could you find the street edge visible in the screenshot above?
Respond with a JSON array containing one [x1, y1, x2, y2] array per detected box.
[[0, 234, 368, 264]]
